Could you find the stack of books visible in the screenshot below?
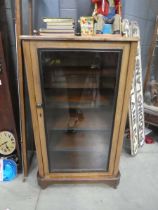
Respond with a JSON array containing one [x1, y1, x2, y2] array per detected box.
[[39, 18, 75, 36]]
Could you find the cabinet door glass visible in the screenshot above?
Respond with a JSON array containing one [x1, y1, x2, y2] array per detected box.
[[38, 49, 122, 172]]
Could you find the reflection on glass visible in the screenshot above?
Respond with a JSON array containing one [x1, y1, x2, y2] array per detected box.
[[38, 50, 122, 172]]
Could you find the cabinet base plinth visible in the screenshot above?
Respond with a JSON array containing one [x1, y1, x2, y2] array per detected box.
[[37, 172, 120, 189]]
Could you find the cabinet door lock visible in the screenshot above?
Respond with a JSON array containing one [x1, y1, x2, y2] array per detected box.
[[36, 103, 43, 108]]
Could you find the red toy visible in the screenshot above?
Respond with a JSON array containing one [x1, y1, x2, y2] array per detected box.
[[92, 0, 121, 16], [92, 0, 109, 16], [115, 0, 121, 15]]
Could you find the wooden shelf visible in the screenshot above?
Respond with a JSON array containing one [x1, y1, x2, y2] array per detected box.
[[20, 34, 139, 42], [45, 89, 113, 109], [45, 108, 113, 131], [44, 66, 117, 78], [44, 83, 115, 89], [45, 96, 112, 109], [47, 130, 111, 152], [49, 151, 109, 172], [44, 68, 116, 88], [144, 103, 158, 116], [44, 79, 115, 89], [45, 82, 98, 89]]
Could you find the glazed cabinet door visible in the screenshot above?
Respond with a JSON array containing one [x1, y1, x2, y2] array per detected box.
[[38, 49, 122, 173]]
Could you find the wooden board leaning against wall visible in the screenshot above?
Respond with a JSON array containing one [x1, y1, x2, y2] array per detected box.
[[122, 19, 145, 156], [15, 0, 34, 176]]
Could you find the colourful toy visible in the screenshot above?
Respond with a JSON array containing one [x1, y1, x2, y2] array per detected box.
[[80, 17, 94, 35], [92, 0, 122, 34]]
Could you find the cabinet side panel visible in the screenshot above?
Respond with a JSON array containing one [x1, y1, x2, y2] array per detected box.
[[108, 44, 130, 174], [22, 41, 44, 177], [30, 43, 49, 175], [114, 42, 138, 176]]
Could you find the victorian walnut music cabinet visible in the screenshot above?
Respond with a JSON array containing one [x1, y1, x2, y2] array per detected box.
[[21, 35, 138, 189]]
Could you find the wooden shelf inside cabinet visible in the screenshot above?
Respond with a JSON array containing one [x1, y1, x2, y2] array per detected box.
[[47, 130, 111, 152], [48, 151, 109, 172], [45, 89, 113, 109], [45, 108, 113, 131], [44, 66, 117, 76], [21, 36, 138, 189]]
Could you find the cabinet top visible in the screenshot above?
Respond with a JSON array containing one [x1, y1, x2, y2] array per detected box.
[[20, 34, 138, 42]]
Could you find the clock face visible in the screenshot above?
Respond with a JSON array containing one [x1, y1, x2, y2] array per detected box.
[[0, 131, 16, 155]]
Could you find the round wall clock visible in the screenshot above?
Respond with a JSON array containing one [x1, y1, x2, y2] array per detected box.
[[0, 131, 16, 155]]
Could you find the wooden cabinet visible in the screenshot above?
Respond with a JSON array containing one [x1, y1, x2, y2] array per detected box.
[[21, 35, 137, 188]]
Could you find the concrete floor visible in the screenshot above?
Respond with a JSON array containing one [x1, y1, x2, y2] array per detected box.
[[0, 142, 158, 210]]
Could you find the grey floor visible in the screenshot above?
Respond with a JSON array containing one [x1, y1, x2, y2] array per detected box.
[[0, 142, 158, 210]]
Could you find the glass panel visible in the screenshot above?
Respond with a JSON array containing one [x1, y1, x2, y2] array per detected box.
[[38, 49, 122, 172]]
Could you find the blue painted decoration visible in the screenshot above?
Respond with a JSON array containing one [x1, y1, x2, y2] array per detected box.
[[3, 159, 17, 182]]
